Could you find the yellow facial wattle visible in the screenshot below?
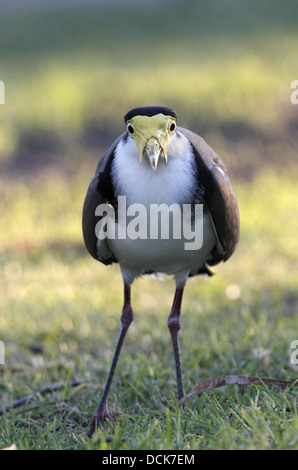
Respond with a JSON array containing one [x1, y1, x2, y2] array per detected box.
[[126, 113, 176, 169]]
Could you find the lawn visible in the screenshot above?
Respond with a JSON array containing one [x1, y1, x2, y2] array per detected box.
[[0, 0, 298, 451]]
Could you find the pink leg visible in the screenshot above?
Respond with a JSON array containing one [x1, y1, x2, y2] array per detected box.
[[167, 287, 185, 400]]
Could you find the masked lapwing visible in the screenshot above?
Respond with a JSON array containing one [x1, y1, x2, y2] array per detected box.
[[82, 106, 240, 437]]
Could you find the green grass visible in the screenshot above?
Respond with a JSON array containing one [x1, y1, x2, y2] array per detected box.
[[0, 168, 298, 450]]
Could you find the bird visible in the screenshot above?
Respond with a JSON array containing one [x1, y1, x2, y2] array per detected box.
[[82, 105, 240, 437]]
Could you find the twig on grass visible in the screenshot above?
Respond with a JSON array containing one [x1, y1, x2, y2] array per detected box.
[[0, 378, 87, 416]]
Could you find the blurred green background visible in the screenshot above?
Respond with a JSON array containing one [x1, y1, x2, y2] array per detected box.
[[0, 0, 298, 450]]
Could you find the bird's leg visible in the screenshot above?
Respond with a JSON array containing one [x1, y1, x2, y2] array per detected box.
[[167, 287, 185, 401], [88, 284, 133, 438]]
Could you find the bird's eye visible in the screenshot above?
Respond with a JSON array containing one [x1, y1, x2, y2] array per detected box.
[[127, 123, 135, 135], [169, 121, 176, 133]]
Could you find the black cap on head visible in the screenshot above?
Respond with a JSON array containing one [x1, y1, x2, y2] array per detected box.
[[124, 106, 177, 123]]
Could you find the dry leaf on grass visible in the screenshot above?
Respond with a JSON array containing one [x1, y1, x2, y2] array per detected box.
[[179, 375, 298, 406], [1, 444, 17, 451]]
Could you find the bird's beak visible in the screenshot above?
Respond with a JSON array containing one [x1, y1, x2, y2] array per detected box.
[[144, 137, 163, 171]]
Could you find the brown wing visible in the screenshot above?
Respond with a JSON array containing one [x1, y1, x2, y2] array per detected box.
[[82, 133, 126, 262], [178, 127, 240, 265]]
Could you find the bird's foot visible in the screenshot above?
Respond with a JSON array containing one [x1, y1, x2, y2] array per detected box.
[[87, 405, 113, 438]]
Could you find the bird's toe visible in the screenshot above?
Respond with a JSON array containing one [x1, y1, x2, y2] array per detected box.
[[87, 408, 113, 438]]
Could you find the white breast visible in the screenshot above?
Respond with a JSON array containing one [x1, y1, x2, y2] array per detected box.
[[111, 133, 197, 207]]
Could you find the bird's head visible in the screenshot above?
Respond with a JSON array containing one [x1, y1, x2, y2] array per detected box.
[[124, 106, 178, 171]]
